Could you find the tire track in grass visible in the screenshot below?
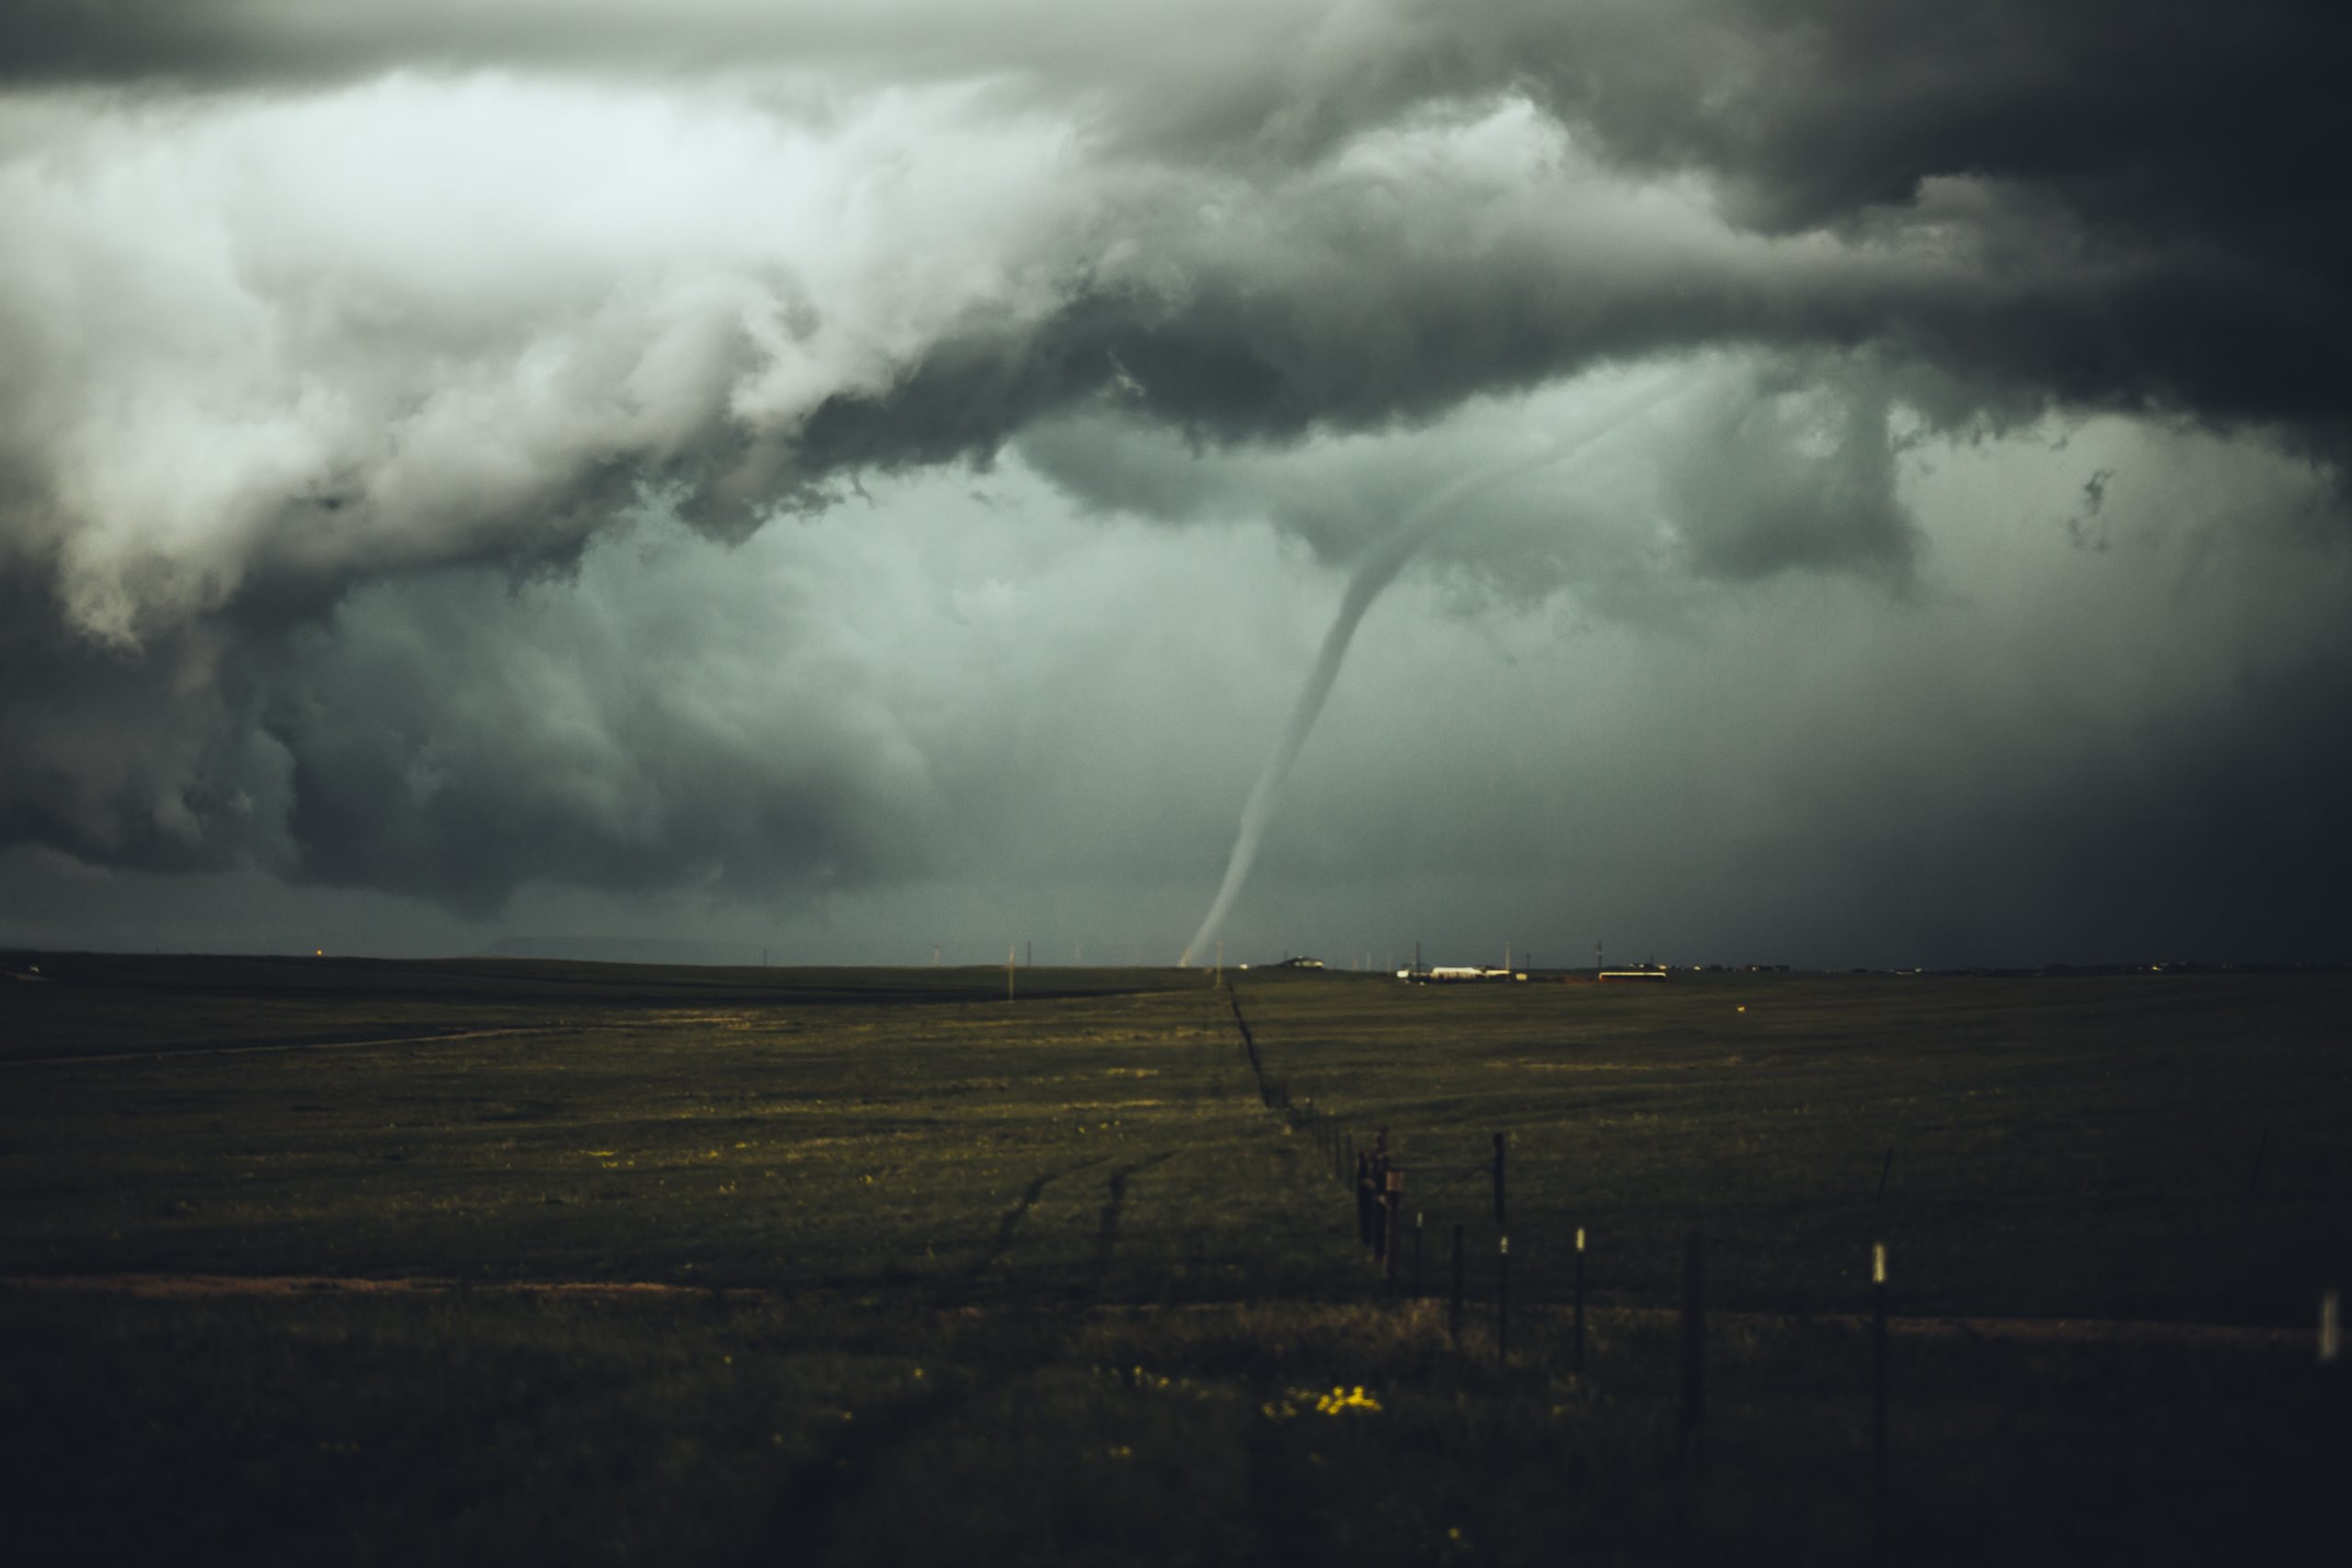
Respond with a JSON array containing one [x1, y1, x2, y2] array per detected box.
[[1088, 1152, 1175, 1299], [0, 1024, 566, 1068], [752, 1153, 1138, 1561], [965, 1157, 1106, 1284]]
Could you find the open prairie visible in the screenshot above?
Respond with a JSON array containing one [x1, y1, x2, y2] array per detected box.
[[2, 954, 2346, 1564]]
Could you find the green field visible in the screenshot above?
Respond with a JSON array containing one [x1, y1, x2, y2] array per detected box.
[[2, 954, 2346, 1564]]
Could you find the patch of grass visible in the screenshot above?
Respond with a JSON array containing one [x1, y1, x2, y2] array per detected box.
[[2, 959, 2346, 1563]]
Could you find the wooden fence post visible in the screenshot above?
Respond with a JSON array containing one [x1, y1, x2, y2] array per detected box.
[[1413, 1211, 1425, 1297]]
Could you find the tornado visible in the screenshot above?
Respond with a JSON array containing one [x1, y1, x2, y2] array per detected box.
[[1178, 371, 1695, 967]]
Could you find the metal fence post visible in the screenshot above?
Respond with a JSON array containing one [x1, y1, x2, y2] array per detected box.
[[1497, 1232, 1510, 1362], [1492, 1132, 1507, 1228], [1374, 1170, 1392, 1279], [1872, 1241, 1889, 1563], [1573, 1224, 1587, 1374], [2322, 1288, 2341, 1556], [1450, 1223, 1464, 1347]]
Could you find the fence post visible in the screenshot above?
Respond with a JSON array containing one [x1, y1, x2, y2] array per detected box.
[[1679, 1232, 1706, 1466], [1493, 1132, 1508, 1228], [1573, 1225, 1587, 1374], [1414, 1212, 1425, 1297], [1374, 1170, 1392, 1279], [1497, 1231, 1510, 1362], [1872, 1241, 1889, 1563], [1450, 1223, 1464, 1347], [1355, 1152, 1374, 1247], [2323, 1288, 2341, 1554]]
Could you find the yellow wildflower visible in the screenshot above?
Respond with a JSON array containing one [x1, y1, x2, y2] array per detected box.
[[1313, 1384, 1384, 1415]]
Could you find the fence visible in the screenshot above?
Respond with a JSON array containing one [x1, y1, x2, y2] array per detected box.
[[1219, 985, 2345, 1558]]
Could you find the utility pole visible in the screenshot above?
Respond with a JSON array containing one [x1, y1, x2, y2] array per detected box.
[[1596, 938, 1603, 973], [1214, 940, 1223, 987], [1006, 943, 1016, 1003]]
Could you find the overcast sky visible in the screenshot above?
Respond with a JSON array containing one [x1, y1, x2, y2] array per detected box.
[[2, 1, 2346, 969]]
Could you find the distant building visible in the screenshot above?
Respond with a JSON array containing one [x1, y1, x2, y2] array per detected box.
[[1277, 955, 1325, 970], [1408, 965, 1524, 983], [1597, 968, 1668, 983]]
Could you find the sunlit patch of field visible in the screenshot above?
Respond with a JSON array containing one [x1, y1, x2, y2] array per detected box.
[[2, 960, 2346, 1564]]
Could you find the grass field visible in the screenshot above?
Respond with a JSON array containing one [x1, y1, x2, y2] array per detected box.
[[2, 953, 2346, 1564]]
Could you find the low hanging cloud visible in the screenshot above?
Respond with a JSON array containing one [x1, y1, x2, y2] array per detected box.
[[0, 2, 2346, 938]]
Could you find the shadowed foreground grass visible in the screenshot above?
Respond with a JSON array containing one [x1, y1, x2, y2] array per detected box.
[[1, 1289, 2332, 1567], [1, 959, 2346, 1563]]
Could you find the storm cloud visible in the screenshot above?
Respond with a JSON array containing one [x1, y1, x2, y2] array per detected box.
[[0, 2, 2346, 963]]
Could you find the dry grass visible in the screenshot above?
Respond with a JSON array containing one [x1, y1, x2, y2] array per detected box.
[[1, 958, 2346, 1564]]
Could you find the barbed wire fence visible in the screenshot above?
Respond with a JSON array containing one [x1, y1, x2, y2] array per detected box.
[[1217, 982, 2344, 1557]]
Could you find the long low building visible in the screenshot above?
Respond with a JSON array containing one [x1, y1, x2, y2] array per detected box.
[[1399, 966, 1525, 982]]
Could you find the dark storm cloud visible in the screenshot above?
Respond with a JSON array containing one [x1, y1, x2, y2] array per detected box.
[[0, 1, 2346, 930], [8, 5, 2345, 518], [264, 564, 941, 915], [1823, 630, 2352, 968], [0, 567, 281, 873]]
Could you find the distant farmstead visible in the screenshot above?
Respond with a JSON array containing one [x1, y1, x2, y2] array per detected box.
[[1400, 965, 1525, 983], [1277, 955, 1325, 969]]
